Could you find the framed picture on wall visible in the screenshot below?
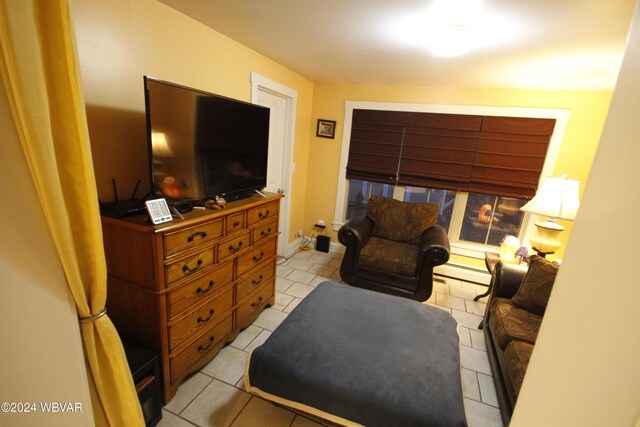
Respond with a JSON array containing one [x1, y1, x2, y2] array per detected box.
[[316, 119, 336, 139]]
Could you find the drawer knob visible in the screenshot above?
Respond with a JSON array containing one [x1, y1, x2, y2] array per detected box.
[[252, 275, 264, 286], [253, 252, 265, 262], [251, 296, 264, 309], [197, 308, 215, 323], [260, 228, 272, 237], [182, 259, 203, 274], [258, 210, 270, 219], [196, 281, 215, 295], [228, 241, 244, 252], [198, 336, 215, 352], [187, 231, 208, 242], [233, 221, 241, 228]]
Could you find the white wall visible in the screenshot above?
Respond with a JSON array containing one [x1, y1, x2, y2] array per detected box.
[[0, 83, 94, 425], [512, 1, 640, 425]]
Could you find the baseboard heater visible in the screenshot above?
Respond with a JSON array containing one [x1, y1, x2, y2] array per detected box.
[[434, 263, 491, 286]]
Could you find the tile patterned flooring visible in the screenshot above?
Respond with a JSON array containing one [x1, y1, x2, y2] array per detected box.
[[157, 247, 503, 427]]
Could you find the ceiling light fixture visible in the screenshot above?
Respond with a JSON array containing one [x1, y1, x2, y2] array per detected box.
[[428, 24, 474, 57], [426, 0, 480, 57], [387, 0, 519, 58]]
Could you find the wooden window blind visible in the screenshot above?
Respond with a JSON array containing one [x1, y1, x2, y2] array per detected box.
[[346, 109, 555, 199], [471, 116, 556, 199], [346, 110, 407, 184], [399, 112, 482, 191]]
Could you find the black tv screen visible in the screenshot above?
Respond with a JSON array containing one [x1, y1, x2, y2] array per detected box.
[[144, 76, 270, 202]]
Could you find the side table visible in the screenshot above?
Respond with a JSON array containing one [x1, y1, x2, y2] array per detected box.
[[473, 252, 501, 302], [476, 252, 529, 330]]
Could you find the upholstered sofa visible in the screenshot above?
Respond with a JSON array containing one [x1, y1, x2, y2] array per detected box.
[[338, 195, 450, 301], [482, 255, 559, 425]]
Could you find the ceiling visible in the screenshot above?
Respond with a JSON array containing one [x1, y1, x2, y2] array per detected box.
[[158, 0, 636, 91]]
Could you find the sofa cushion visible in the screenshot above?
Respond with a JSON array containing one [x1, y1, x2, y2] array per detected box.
[[511, 255, 559, 316], [489, 298, 543, 350], [366, 196, 438, 243], [504, 341, 534, 397], [358, 236, 419, 277]]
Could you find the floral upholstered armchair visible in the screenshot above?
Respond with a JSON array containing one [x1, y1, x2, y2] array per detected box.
[[338, 196, 450, 301]]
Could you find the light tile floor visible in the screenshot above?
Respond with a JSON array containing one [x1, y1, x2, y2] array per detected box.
[[157, 247, 503, 427]]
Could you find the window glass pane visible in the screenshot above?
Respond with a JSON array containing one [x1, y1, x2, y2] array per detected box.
[[403, 187, 454, 233], [345, 179, 396, 220], [460, 193, 526, 246]]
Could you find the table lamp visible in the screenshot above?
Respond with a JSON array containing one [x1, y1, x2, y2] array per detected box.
[[519, 173, 580, 257]]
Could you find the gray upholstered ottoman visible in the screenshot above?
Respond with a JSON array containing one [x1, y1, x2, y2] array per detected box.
[[245, 281, 467, 427]]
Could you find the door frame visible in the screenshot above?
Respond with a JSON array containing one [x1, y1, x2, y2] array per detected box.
[[251, 72, 297, 257]]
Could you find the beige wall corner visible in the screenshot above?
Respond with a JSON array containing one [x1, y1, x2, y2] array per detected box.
[[512, 1, 640, 425], [0, 84, 94, 425]]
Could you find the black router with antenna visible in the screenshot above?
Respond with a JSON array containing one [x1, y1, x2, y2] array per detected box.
[[99, 178, 147, 218]]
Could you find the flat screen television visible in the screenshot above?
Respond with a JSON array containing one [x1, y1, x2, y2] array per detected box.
[[143, 76, 270, 204]]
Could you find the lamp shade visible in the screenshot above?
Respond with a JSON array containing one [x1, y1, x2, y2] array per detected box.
[[520, 174, 580, 220]]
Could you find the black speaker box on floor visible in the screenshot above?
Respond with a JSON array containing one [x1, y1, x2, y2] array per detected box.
[[315, 235, 330, 253]]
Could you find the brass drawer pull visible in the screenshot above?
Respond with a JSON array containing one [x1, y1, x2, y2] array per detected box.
[[253, 252, 265, 262], [187, 231, 208, 242], [258, 210, 270, 219], [252, 275, 264, 286], [233, 221, 241, 228], [196, 281, 215, 295], [260, 228, 272, 237], [251, 297, 263, 309], [198, 336, 215, 352], [228, 241, 244, 252], [182, 259, 203, 273], [197, 309, 215, 323]]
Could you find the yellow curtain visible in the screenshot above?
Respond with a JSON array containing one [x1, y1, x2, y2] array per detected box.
[[0, 1, 144, 426]]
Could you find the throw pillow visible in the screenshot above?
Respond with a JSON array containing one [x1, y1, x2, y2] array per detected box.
[[366, 195, 438, 243], [511, 255, 559, 316]]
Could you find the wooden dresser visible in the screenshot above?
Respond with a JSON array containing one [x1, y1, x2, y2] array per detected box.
[[101, 193, 281, 403]]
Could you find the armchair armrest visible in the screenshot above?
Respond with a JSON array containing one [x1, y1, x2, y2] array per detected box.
[[493, 262, 528, 299], [419, 224, 450, 266], [338, 214, 373, 250], [338, 214, 373, 282]]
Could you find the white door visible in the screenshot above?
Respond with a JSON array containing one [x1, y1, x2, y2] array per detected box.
[[259, 90, 286, 194], [251, 73, 297, 257]]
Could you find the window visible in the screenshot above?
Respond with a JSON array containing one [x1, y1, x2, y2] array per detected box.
[[334, 101, 571, 259], [459, 194, 526, 246], [403, 186, 455, 233], [346, 181, 526, 248], [346, 179, 395, 220]]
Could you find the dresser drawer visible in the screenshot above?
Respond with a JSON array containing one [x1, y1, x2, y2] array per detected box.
[[217, 230, 251, 261], [166, 260, 234, 320], [247, 201, 278, 226], [236, 261, 275, 302], [226, 212, 245, 235], [165, 248, 215, 286], [168, 287, 233, 352], [170, 314, 233, 382], [237, 238, 277, 277], [252, 218, 278, 244], [236, 280, 274, 326], [164, 219, 223, 258]]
